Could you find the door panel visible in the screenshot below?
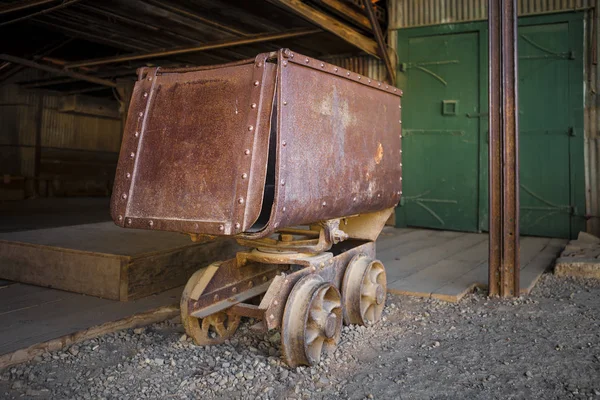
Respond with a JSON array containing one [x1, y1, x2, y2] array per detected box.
[[396, 32, 480, 232], [479, 19, 583, 238], [518, 22, 572, 237], [396, 14, 585, 239]]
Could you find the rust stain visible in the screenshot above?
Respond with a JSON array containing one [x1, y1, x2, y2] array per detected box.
[[375, 142, 384, 164]]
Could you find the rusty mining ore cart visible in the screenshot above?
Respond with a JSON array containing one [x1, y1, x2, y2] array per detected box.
[[111, 48, 402, 367]]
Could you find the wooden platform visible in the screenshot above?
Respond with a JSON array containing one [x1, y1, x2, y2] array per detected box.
[[0, 280, 182, 368], [0, 197, 111, 233], [0, 222, 239, 301], [378, 228, 567, 302], [554, 232, 600, 278], [0, 227, 566, 369]]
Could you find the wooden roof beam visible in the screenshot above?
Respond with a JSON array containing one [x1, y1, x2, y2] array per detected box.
[[315, 0, 371, 30], [0, 54, 117, 88], [266, 0, 378, 57], [64, 28, 321, 69], [0, 0, 57, 15]]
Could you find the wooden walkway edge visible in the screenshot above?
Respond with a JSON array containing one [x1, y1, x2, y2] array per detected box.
[[0, 304, 179, 370]]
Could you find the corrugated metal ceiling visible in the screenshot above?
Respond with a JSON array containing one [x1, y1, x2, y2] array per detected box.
[[389, 0, 594, 28], [0, 0, 383, 92]]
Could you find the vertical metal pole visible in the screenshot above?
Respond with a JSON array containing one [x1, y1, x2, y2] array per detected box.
[[488, 0, 520, 297]]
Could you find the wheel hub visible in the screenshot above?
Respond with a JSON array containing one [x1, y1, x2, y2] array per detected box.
[[324, 312, 338, 339], [375, 284, 385, 305]]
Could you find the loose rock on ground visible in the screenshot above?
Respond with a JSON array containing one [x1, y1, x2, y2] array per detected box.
[[1, 273, 599, 399]]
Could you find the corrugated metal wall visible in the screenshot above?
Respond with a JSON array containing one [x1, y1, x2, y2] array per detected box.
[[389, 0, 593, 28], [0, 84, 38, 177], [42, 95, 121, 152], [322, 54, 388, 82], [387, 0, 600, 234], [0, 83, 122, 198], [585, 3, 600, 234]]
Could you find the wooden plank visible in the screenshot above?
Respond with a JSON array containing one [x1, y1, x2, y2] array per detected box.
[[0, 222, 241, 301], [376, 228, 429, 252], [0, 283, 49, 305], [520, 239, 566, 294], [267, 0, 379, 56], [0, 240, 123, 300], [388, 259, 486, 301], [317, 0, 371, 29], [379, 235, 459, 280], [0, 285, 182, 356], [519, 237, 551, 271], [0, 287, 66, 316], [431, 262, 489, 302], [384, 233, 486, 282], [448, 238, 489, 262], [0, 304, 179, 369], [0, 279, 14, 288], [377, 229, 463, 259], [126, 239, 241, 300], [432, 236, 559, 302], [0, 222, 202, 256]]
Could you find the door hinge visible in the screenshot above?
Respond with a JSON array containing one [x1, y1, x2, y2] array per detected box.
[[568, 127, 576, 136]]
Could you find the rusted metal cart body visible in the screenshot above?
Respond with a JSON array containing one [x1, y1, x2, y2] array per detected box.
[[111, 49, 402, 367]]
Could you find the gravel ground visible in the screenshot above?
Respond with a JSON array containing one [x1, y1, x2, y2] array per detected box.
[[1, 273, 600, 400]]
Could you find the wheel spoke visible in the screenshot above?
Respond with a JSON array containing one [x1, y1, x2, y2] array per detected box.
[[364, 303, 376, 322], [361, 280, 377, 301], [305, 327, 321, 345], [360, 297, 373, 318], [201, 318, 211, 337], [322, 299, 339, 313], [369, 265, 383, 284], [312, 287, 327, 311], [306, 336, 325, 362], [309, 308, 328, 328], [213, 321, 227, 337]]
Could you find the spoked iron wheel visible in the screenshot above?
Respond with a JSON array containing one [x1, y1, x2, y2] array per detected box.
[[180, 264, 241, 345], [342, 254, 387, 325], [281, 274, 343, 367]]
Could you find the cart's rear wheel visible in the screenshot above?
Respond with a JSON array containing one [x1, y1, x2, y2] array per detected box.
[[342, 254, 387, 325], [281, 274, 342, 367], [180, 264, 241, 345]]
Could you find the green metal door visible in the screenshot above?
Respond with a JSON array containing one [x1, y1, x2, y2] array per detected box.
[[396, 29, 482, 232], [516, 21, 584, 237], [479, 15, 586, 238], [396, 13, 585, 239]]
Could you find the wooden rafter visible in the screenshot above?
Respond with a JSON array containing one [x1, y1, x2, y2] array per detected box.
[[267, 0, 379, 57], [316, 0, 371, 30]]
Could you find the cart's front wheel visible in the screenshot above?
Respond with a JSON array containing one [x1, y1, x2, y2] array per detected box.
[[281, 274, 342, 367], [342, 254, 387, 326], [180, 264, 241, 345]]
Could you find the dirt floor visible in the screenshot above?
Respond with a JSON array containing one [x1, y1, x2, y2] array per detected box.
[[1, 273, 599, 400]]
